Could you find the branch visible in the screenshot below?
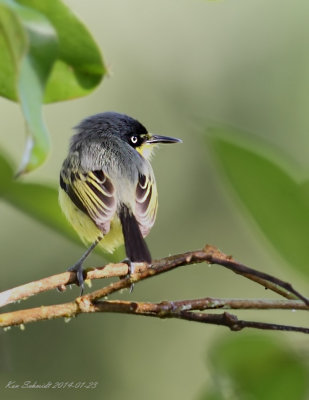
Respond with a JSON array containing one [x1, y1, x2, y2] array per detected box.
[[1, 245, 308, 308], [0, 298, 308, 334], [173, 311, 309, 334], [0, 262, 129, 308], [0, 245, 308, 334]]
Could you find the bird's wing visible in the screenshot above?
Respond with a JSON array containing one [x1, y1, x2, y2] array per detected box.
[[60, 169, 116, 234], [135, 173, 158, 237]]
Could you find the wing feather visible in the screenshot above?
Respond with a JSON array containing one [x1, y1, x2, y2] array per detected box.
[[135, 173, 158, 237], [60, 169, 116, 234]]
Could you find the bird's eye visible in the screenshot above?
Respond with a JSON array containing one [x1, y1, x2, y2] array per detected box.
[[131, 135, 138, 145]]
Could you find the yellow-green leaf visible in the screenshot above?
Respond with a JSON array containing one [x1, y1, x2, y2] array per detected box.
[[0, 0, 105, 174], [208, 127, 309, 277]]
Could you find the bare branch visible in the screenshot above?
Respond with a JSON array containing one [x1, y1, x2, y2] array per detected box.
[[0, 245, 308, 334], [0, 298, 308, 334], [0, 262, 130, 308], [173, 311, 309, 334], [81, 246, 309, 304], [1, 245, 307, 309]]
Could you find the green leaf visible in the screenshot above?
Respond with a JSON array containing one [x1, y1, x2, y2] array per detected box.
[[201, 334, 309, 400], [16, 0, 106, 103], [0, 1, 26, 100], [208, 127, 309, 277], [0, 0, 105, 174], [0, 148, 14, 193], [0, 149, 79, 243], [0, 0, 58, 173], [0, 150, 121, 262]]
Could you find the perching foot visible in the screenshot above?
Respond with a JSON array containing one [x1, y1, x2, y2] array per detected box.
[[68, 261, 85, 295], [65, 238, 102, 296], [120, 258, 135, 293]]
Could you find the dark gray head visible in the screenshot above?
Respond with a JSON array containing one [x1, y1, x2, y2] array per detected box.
[[71, 112, 148, 151], [70, 111, 182, 157]]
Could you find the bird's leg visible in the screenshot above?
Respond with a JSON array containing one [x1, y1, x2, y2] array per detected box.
[[68, 236, 102, 295], [120, 258, 136, 293]]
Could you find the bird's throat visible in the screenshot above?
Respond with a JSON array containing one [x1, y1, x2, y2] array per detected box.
[[136, 143, 156, 160]]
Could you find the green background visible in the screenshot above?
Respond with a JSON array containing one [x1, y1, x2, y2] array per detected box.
[[0, 0, 308, 399]]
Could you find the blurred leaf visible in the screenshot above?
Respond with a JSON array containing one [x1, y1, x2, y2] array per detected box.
[[0, 150, 121, 262], [0, 149, 79, 242], [198, 389, 223, 400], [0, 0, 105, 174], [0, 148, 14, 192], [0, 1, 26, 100], [200, 333, 309, 400], [16, 0, 106, 103], [208, 127, 309, 277], [0, 0, 58, 173]]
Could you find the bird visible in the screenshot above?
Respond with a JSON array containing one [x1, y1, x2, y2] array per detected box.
[[59, 111, 182, 292]]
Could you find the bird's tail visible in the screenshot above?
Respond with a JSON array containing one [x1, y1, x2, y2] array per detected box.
[[119, 205, 152, 263]]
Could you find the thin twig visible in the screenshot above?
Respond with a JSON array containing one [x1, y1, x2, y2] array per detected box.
[[174, 311, 309, 334], [0, 298, 307, 333]]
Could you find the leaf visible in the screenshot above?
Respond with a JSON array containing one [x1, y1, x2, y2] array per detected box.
[[0, 0, 58, 173], [0, 149, 79, 243], [0, 148, 14, 192], [201, 334, 309, 400], [0, 150, 122, 262], [16, 0, 106, 103], [0, 0, 105, 174], [208, 127, 309, 277], [0, 1, 26, 100]]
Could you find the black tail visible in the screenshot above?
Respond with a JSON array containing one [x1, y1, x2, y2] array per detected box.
[[119, 205, 152, 263]]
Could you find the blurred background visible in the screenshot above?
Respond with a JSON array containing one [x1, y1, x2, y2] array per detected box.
[[0, 0, 308, 399]]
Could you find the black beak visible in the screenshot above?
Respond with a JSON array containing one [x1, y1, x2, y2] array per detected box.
[[146, 135, 182, 144]]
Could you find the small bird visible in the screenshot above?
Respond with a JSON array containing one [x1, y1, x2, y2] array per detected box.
[[59, 111, 181, 292]]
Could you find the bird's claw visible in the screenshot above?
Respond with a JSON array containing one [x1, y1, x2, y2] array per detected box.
[[121, 258, 135, 293], [67, 262, 85, 296]]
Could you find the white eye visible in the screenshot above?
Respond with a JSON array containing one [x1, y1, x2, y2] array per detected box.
[[131, 135, 138, 144]]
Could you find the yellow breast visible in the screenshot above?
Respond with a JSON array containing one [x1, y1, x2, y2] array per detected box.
[[59, 189, 124, 253]]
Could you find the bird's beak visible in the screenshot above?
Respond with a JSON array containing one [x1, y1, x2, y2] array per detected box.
[[146, 134, 182, 144]]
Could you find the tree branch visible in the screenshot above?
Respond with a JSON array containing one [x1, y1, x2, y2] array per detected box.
[[1, 245, 308, 308], [0, 298, 308, 334], [172, 311, 309, 334], [0, 244, 308, 333]]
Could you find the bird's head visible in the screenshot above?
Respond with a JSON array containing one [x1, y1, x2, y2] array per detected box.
[[73, 112, 182, 160], [117, 112, 182, 160]]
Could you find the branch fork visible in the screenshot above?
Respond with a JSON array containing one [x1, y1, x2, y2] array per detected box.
[[0, 244, 308, 334]]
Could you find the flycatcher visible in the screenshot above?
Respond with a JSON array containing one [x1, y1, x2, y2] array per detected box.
[[59, 111, 181, 291]]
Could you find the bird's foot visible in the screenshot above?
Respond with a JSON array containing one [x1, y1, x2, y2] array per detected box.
[[68, 261, 85, 296], [64, 238, 102, 296], [120, 258, 135, 293]]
